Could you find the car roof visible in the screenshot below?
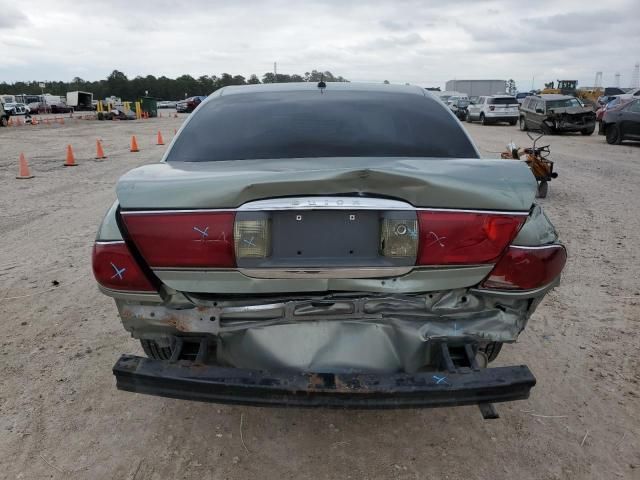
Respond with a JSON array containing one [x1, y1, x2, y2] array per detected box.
[[535, 94, 575, 101], [218, 82, 427, 97]]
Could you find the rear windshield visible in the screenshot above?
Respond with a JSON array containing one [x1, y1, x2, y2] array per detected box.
[[488, 97, 518, 105], [166, 90, 479, 162]]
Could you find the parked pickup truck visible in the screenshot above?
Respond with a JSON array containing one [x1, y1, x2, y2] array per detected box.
[[94, 83, 566, 417]]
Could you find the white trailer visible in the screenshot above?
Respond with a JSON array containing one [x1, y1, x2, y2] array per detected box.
[[66, 91, 93, 111]]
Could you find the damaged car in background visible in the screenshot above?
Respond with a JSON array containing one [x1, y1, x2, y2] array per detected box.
[[93, 83, 567, 418], [520, 94, 596, 135]]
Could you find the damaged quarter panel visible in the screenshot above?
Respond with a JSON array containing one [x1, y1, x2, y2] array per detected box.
[[512, 204, 558, 246]]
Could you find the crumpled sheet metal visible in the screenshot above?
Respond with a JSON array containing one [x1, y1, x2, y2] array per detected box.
[[116, 156, 537, 212], [217, 314, 524, 374], [118, 289, 534, 374], [513, 204, 558, 246]]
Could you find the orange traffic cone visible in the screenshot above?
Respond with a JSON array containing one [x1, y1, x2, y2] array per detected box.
[[130, 135, 140, 152], [64, 145, 77, 167], [95, 140, 106, 159], [58, 117, 64, 125], [7, 117, 13, 126], [156, 131, 165, 145], [16, 153, 34, 179]]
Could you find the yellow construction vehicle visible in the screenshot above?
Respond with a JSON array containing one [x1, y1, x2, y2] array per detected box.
[[541, 80, 576, 95], [542, 80, 600, 109]]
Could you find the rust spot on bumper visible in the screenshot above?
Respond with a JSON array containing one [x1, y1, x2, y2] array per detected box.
[[306, 373, 369, 393]]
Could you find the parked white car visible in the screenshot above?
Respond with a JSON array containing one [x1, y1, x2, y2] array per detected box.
[[3, 102, 30, 115], [466, 95, 519, 125], [614, 88, 640, 102]]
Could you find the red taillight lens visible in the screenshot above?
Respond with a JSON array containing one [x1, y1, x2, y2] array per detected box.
[[417, 211, 525, 265], [121, 211, 235, 268], [92, 242, 156, 292], [481, 245, 567, 290]]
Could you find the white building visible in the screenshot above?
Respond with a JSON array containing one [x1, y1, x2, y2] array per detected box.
[[445, 80, 507, 97]]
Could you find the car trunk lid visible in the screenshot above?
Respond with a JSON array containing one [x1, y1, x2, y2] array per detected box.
[[114, 157, 536, 292], [116, 157, 536, 211]]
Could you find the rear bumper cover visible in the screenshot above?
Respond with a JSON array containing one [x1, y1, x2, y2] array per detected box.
[[113, 355, 536, 409], [485, 114, 518, 121]]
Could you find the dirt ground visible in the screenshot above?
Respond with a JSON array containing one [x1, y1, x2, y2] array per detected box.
[[0, 113, 638, 480]]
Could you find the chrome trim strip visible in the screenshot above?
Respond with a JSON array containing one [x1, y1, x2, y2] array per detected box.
[[95, 240, 125, 245], [98, 285, 163, 302], [150, 265, 491, 279], [153, 265, 495, 294], [151, 267, 236, 272], [151, 264, 489, 272], [509, 244, 565, 250], [121, 209, 236, 215], [416, 208, 529, 216], [120, 203, 529, 216], [237, 197, 414, 211], [237, 267, 413, 279], [471, 277, 561, 298]]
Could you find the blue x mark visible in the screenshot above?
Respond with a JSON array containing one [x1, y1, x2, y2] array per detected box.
[[432, 375, 449, 385], [110, 262, 126, 280], [243, 237, 256, 247], [193, 226, 209, 239]]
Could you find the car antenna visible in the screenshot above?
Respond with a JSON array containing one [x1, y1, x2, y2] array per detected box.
[[317, 75, 326, 94]]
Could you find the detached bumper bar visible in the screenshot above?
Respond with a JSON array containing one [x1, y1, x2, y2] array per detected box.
[[113, 355, 535, 410]]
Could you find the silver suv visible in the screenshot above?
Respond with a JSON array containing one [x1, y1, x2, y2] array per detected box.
[[0, 101, 9, 127], [466, 95, 519, 125]]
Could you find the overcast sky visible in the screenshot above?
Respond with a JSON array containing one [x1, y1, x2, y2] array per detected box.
[[1, 0, 639, 90]]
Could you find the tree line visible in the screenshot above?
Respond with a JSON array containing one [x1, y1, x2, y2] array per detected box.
[[0, 70, 349, 101]]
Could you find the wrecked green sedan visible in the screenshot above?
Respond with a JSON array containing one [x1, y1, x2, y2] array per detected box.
[[93, 82, 566, 417]]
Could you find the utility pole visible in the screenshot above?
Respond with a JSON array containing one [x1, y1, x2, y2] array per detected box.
[[631, 62, 640, 89], [274, 62, 277, 80], [615, 72, 621, 88], [594, 71, 602, 89], [39, 82, 48, 114]]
